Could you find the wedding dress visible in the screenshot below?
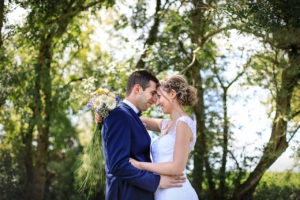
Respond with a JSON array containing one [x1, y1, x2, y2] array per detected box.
[[151, 116, 199, 200]]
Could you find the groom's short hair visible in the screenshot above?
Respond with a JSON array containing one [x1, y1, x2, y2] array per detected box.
[[126, 70, 159, 96]]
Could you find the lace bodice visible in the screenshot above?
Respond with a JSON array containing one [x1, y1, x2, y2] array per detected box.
[[151, 116, 197, 164]]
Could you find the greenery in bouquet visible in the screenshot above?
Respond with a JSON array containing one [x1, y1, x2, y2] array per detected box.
[[76, 88, 120, 197]]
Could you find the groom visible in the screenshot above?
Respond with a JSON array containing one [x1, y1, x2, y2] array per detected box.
[[96, 70, 185, 200]]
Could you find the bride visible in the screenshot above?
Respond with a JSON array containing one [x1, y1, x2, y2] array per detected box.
[[129, 75, 199, 200]]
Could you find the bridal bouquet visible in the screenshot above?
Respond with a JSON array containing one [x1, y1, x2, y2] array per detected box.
[[77, 88, 120, 195], [87, 88, 121, 118]]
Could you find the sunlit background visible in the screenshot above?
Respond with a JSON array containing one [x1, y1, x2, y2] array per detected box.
[[1, 0, 299, 200]]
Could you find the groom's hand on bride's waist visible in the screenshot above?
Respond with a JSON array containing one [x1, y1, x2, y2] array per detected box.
[[158, 174, 186, 189]]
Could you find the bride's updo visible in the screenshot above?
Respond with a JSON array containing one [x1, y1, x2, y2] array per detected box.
[[160, 75, 197, 106]]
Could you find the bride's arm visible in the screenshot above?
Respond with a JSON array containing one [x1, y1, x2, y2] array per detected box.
[[140, 117, 163, 132], [96, 113, 163, 132], [130, 121, 192, 175]]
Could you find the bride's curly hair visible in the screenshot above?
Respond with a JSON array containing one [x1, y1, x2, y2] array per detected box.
[[160, 75, 197, 106]]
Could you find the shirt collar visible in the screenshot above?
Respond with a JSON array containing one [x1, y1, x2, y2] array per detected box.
[[123, 99, 139, 114]]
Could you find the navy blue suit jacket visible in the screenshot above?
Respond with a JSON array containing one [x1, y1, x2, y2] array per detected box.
[[101, 102, 160, 200]]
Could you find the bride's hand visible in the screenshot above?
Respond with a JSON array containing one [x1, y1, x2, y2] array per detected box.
[[129, 158, 143, 169]]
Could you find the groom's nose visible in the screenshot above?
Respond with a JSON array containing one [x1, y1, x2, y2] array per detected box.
[[151, 95, 157, 104], [155, 99, 160, 106]]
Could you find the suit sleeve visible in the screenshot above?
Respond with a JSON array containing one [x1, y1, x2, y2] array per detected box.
[[102, 110, 160, 192]]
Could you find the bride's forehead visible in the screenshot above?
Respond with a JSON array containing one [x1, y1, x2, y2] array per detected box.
[[157, 87, 168, 96], [157, 87, 163, 94]]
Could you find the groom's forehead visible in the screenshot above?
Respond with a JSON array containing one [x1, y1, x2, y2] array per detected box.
[[147, 86, 157, 93], [145, 82, 157, 93], [148, 81, 157, 89]]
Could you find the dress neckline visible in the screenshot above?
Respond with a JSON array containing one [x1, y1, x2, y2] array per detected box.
[[160, 115, 192, 137]]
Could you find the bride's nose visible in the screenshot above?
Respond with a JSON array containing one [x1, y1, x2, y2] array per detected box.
[[155, 99, 160, 106]]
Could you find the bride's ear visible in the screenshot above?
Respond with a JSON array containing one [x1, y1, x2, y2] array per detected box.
[[170, 89, 177, 99]]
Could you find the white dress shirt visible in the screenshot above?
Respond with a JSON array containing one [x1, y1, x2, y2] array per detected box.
[[123, 99, 139, 114], [123, 99, 146, 127]]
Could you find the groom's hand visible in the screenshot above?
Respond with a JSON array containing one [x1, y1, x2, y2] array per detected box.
[[95, 113, 102, 123], [158, 174, 186, 189]]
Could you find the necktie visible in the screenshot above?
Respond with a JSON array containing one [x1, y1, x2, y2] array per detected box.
[[137, 111, 142, 117]]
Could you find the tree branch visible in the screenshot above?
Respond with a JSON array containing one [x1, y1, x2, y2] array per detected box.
[[229, 150, 242, 171], [181, 47, 200, 74], [64, 76, 85, 88], [287, 124, 300, 144], [236, 27, 290, 50], [228, 150, 244, 186], [46, 0, 105, 27], [227, 59, 250, 88], [272, 49, 279, 94], [290, 110, 300, 120], [213, 68, 225, 89], [178, 39, 189, 56], [144, 0, 162, 46], [136, 0, 166, 69], [213, 57, 250, 90], [201, 27, 229, 46], [0, 0, 4, 48]]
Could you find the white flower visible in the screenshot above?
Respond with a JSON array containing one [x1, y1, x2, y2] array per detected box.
[[109, 92, 115, 97], [99, 94, 109, 103], [106, 97, 117, 109], [93, 96, 102, 108], [103, 88, 110, 94]]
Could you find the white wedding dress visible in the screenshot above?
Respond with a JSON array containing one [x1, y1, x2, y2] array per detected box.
[[151, 116, 199, 200]]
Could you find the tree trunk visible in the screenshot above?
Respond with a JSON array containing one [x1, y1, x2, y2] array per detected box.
[[189, 1, 218, 198], [136, 0, 162, 69], [24, 2, 107, 199], [219, 89, 228, 199], [188, 1, 204, 195], [187, 66, 205, 195], [0, 0, 5, 108], [22, 115, 34, 200], [233, 51, 300, 200], [190, 62, 217, 199], [29, 33, 53, 200], [0, 0, 4, 47]]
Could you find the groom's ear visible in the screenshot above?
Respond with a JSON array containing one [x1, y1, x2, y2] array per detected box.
[[133, 84, 142, 94]]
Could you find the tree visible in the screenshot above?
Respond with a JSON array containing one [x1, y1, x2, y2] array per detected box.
[[0, 0, 3, 48], [117, 0, 299, 199], [227, 0, 300, 199], [1, 0, 298, 199], [1, 1, 115, 200], [127, 0, 233, 198]]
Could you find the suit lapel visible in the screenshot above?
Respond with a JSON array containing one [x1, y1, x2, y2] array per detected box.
[[119, 102, 150, 141]]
